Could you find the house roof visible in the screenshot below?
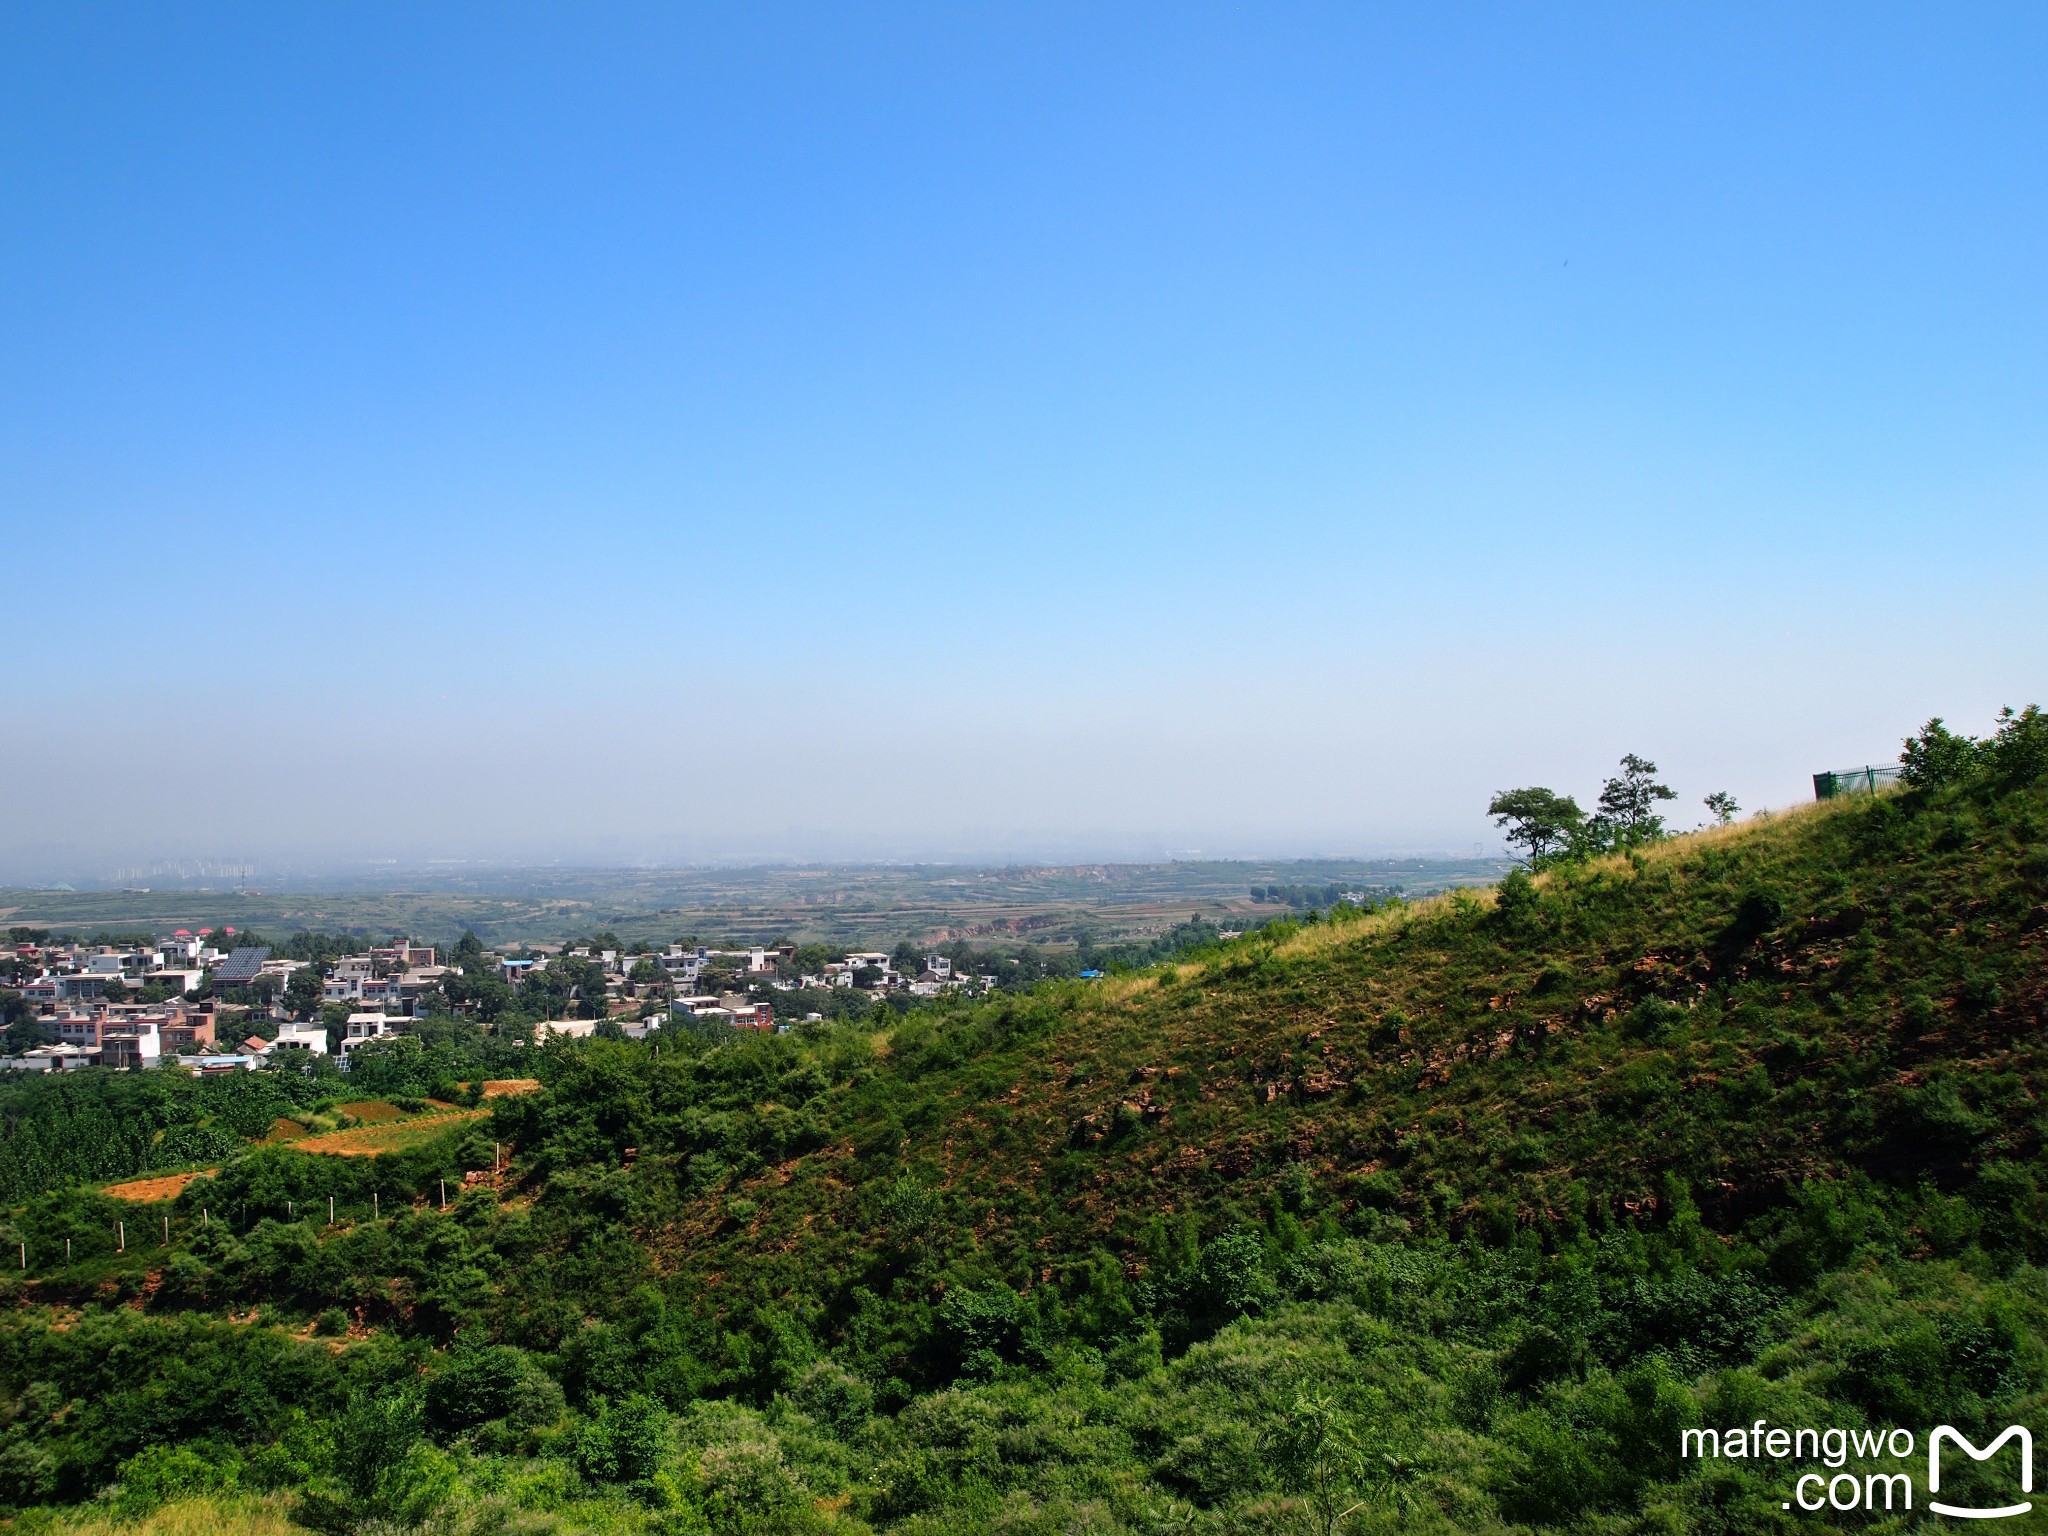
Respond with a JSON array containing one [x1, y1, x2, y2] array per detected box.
[[213, 946, 273, 984]]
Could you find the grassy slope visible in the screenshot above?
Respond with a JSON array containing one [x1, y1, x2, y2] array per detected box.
[[671, 785, 2047, 1313]]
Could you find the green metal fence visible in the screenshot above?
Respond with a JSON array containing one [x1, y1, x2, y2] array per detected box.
[[1813, 765, 1902, 800]]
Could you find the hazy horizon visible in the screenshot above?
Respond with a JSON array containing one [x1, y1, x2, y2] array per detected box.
[[5, 5, 2043, 876], [2, 845, 1518, 892], [0, 847, 1514, 894]]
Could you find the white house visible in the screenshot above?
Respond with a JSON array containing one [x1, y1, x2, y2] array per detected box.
[[340, 1013, 397, 1054], [99, 1019, 162, 1070], [827, 953, 894, 988], [1, 1043, 98, 1072], [269, 1020, 330, 1056], [534, 1018, 598, 1040]]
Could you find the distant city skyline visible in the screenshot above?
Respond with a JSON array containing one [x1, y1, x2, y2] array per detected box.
[[4, 4, 2043, 873]]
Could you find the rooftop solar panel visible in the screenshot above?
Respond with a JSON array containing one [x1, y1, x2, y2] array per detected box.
[[213, 946, 273, 983]]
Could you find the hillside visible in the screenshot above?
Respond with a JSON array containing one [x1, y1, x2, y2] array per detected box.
[[633, 780, 2048, 1303], [4, 745, 2047, 1535]]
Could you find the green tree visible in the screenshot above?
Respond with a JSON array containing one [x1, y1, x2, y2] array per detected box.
[[1704, 790, 1738, 825], [284, 966, 327, 1019], [1, 1002, 50, 1055], [1268, 1390, 1366, 1536], [1487, 787, 1585, 866], [572, 1393, 669, 1483], [1988, 704, 2048, 787], [314, 1385, 455, 1525], [1900, 717, 1985, 788], [1592, 753, 1675, 848]]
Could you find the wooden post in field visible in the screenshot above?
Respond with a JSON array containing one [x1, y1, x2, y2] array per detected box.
[[203, 1207, 209, 1228], [162, 1216, 169, 1244], [288, 1201, 294, 1217], [117, 1221, 124, 1252], [17, 1242, 23, 1270], [328, 1196, 335, 1225], [439, 1179, 446, 1208], [373, 1192, 379, 1218], [66, 1238, 71, 1261]]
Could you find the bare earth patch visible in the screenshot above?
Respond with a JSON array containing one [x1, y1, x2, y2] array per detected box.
[[333, 1099, 404, 1122], [103, 1170, 214, 1202]]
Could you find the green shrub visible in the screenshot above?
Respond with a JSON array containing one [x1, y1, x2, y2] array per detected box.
[[573, 1393, 670, 1484], [111, 1444, 239, 1517]]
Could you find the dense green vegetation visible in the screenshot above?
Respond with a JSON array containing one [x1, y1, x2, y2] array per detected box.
[[4, 714, 2047, 1533]]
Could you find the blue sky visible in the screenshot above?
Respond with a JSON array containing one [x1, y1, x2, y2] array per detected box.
[[3, 4, 2044, 874]]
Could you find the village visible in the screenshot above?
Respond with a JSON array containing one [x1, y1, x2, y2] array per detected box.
[[0, 927, 996, 1074]]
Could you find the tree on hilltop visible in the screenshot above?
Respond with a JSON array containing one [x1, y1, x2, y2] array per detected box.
[[1901, 706, 2048, 791], [1591, 753, 1675, 848], [1488, 787, 1585, 867]]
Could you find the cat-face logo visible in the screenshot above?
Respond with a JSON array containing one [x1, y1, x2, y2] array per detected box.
[[1929, 1426, 2032, 1520]]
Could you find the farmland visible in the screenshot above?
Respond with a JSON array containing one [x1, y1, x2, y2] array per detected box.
[[0, 855, 1507, 951]]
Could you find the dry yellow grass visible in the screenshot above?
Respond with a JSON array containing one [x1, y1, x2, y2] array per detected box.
[[35, 1495, 309, 1536], [1098, 800, 1853, 999], [480, 1077, 541, 1097]]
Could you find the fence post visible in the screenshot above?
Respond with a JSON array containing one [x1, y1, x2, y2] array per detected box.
[[117, 1221, 125, 1252], [328, 1196, 335, 1225], [162, 1216, 169, 1245]]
